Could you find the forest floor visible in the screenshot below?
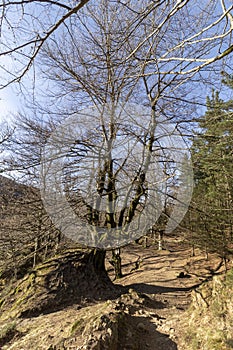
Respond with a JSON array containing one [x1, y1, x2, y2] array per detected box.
[[0, 235, 229, 349]]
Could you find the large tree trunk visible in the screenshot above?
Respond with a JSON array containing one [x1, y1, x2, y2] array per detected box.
[[89, 248, 107, 273]]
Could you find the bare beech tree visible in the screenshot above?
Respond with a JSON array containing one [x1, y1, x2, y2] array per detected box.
[[1, 0, 233, 282]]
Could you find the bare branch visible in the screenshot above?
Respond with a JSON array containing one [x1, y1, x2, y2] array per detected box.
[[0, 0, 90, 87]]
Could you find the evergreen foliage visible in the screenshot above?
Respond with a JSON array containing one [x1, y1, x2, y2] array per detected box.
[[185, 74, 233, 258]]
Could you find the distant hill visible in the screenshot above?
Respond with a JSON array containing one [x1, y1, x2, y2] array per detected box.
[[0, 175, 29, 199], [0, 175, 61, 281]]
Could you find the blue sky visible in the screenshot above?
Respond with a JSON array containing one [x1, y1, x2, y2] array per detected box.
[[0, 0, 232, 124], [0, 86, 19, 122]]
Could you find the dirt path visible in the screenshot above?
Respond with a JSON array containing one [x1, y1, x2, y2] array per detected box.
[[1, 238, 226, 350], [106, 237, 225, 349]]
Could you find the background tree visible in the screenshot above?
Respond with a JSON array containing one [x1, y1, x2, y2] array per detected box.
[[0, 121, 13, 154], [0, 115, 62, 281], [184, 73, 233, 263]]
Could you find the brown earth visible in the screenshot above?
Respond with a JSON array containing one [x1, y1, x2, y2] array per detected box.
[[0, 235, 229, 349], [107, 235, 227, 349]]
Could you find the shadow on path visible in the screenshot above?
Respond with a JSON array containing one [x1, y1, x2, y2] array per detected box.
[[126, 282, 200, 294], [119, 313, 178, 350]]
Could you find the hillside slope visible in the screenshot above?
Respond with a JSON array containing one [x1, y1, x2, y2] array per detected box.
[[0, 238, 230, 349], [179, 268, 233, 350]]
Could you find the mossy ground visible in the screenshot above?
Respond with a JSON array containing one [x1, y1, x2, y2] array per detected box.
[[0, 239, 231, 349], [181, 268, 233, 350]]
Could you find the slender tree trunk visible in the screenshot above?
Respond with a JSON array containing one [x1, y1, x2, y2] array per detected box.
[[143, 236, 149, 248], [205, 246, 209, 260], [33, 237, 38, 268], [111, 248, 123, 279], [158, 230, 164, 251], [223, 256, 228, 273], [191, 244, 195, 257]]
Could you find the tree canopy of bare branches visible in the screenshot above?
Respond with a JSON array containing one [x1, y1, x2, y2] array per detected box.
[[0, 1, 233, 89]]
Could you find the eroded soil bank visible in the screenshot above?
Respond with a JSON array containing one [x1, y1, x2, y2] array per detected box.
[[0, 236, 229, 349]]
